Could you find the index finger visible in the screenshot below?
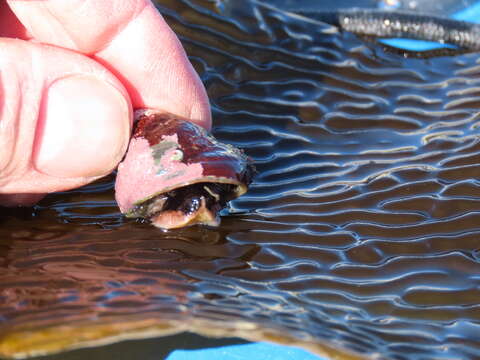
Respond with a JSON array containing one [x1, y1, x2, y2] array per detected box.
[[7, 0, 211, 129]]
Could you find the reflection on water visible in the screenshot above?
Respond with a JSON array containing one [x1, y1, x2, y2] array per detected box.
[[2, 0, 480, 359]]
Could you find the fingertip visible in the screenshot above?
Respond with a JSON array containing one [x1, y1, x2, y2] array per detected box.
[[189, 97, 212, 131], [34, 75, 132, 179]]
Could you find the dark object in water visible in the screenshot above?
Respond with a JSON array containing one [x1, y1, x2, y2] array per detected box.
[[291, 8, 480, 51], [115, 110, 254, 229]]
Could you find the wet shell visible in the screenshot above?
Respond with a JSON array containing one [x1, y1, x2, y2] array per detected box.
[[115, 110, 254, 229]]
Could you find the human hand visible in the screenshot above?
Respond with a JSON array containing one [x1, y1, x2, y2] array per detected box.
[[0, 0, 211, 206]]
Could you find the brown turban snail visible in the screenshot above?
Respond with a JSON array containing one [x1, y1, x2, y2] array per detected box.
[[115, 110, 254, 229]]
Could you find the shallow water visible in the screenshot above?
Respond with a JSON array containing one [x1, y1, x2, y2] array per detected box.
[[2, 1, 480, 359]]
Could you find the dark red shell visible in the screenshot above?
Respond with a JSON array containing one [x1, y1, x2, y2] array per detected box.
[[135, 112, 252, 185], [115, 111, 254, 217]]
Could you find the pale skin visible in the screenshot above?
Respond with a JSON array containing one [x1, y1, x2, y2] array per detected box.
[[0, 0, 212, 206]]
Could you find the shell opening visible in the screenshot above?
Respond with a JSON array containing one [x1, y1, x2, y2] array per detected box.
[[127, 182, 239, 229]]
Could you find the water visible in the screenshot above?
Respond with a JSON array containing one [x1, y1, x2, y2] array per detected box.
[[258, 0, 479, 14], [1, 1, 480, 359]]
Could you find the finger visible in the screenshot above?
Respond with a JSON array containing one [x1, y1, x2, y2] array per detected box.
[[0, 38, 131, 199], [7, 0, 212, 129]]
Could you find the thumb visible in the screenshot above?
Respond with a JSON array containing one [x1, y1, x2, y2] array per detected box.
[[0, 39, 132, 202]]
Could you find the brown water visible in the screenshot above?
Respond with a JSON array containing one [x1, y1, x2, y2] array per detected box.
[[1, 1, 480, 359]]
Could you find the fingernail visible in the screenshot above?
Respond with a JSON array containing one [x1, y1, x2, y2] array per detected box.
[[35, 75, 131, 178]]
